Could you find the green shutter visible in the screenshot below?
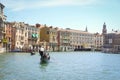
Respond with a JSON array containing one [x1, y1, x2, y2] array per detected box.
[[35, 34, 38, 38], [32, 34, 35, 38]]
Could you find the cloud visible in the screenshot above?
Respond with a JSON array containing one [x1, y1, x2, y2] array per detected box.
[[1, 0, 98, 11]]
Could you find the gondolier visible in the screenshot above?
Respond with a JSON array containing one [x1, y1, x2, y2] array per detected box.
[[39, 46, 50, 63], [39, 46, 44, 57]]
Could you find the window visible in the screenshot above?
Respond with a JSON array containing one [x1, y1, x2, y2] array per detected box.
[[25, 33, 27, 37], [47, 31, 49, 34], [21, 36, 24, 40]]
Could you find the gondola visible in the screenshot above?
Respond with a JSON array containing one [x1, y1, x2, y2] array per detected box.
[[30, 49, 35, 55], [40, 53, 50, 63], [31, 51, 35, 55]]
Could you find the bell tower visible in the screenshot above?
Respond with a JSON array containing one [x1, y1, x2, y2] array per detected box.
[[85, 26, 88, 32], [102, 22, 107, 35]]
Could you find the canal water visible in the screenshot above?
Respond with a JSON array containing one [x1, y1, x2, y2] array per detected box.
[[0, 52, 120, 80]]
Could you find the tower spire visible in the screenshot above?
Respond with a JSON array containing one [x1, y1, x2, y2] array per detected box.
[[85, 26, 88, 32]]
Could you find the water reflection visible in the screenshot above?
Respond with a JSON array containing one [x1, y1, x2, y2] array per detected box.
[[39, 62, 49, 71]]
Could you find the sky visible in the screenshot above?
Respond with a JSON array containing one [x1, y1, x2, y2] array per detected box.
[[0, 0, 120, 33]]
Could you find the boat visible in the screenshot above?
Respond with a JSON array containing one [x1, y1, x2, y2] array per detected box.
[[31, 51, 35, 55], [40, 53, 50, 63], [30, 49, 35, 55]]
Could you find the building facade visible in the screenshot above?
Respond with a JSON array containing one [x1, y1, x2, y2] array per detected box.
[[28, 24, 39, 51], [39, 25, 58, 51], [4, 22, 40, 52], [39, 24, 49, 50], [11, 23, 16, 51], [57, 28, 95, 51], [49, 26, 58, 51], [0, 3, 6, 48], [67, 29, 94, 51], [102, 31, 120, 53], [4, 22, 13, 51], [57, 28, 71, 51], [94, 33, 103, 51]]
